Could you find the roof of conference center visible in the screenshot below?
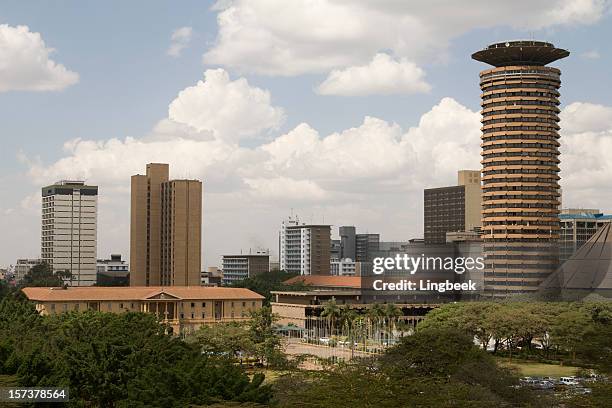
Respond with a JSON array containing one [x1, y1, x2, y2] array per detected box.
[[472, 40, 570, 67], [22, 286, 264, 301]]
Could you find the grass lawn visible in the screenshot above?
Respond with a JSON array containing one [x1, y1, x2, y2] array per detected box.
[[496, 357, 580, 377]]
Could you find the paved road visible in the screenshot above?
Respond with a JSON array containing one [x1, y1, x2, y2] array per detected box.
[[283, 338, 376, 360]]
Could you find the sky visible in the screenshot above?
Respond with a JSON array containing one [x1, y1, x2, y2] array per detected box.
[[1, 0, 612, 269]]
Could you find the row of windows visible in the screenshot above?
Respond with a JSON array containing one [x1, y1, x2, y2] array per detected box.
[[482, 108, 559, 117], [483, 228, 558, 235], [485, 194, 557, 200], [480, 70, 559, 80], [483, 134, 558, 142], [483, 91, 559, 101], [483, 143, 558, 151], [482, 117, 559, 126], [484, 186, 558, 192], [483, 178, 557, 185], [483, 212, 559, 218], [484, 160, 558, 167], [484, 203, 557, 210], [485, 220, 558, 226], [483, 152, 558, 160], [482, 83, 559, 92], [483, 168, 559, 176], [483, 125, 559, 134], [483, 100, 558, 108]]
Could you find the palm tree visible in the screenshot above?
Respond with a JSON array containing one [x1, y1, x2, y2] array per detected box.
[[383, 303, 403, 342], [367, 303, 385, 344], [321, 299, 341, 337]]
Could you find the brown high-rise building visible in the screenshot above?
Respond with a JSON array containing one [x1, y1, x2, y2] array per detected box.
[[130, 163, 202, 286], [424, 170, 482, 244], [472, 41, 569, 296]]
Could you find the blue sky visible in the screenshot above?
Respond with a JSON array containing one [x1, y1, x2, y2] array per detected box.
[[1, 1, 611, 268]]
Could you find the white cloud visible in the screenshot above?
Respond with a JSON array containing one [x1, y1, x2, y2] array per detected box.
[[0, 24, 78, 92], [204, 0, 608, 75], [560, 102, 612, 133], [316, 53, 430, 96], [168, 69, 285, 143], [560, 102, 612, 210], [167, 26, 193, 57], [581, 50, 601, 59]]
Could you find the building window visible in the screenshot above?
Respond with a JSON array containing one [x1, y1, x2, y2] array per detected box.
[[180, 313, 184, 319], [74, 304, 80, 311], [242, 302, 246, 307], [107, 303, 112, 310], [119, 303, 124, 309], [202, 312, 206, 318], [131, 303, 134, 309], [252, 301, 255, 307], [190, 302, 195, 308], [62, 304, 68, 311], [231, 302, 234, 309], [202, 302, 206, 307], [191, 313, 195, 319], [231, 312, 235, 318], [50, 303, 55, 311]]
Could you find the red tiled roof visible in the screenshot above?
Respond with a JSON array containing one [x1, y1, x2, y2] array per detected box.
[[22, 286, 264, 302], [283, 275, 362, 288]]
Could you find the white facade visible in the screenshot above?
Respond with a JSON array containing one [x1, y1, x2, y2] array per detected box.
[[280, 216, 302, 274], [330, 258, 361, 276], [42, 181, 98, 286], [96, 255, 129, 274]]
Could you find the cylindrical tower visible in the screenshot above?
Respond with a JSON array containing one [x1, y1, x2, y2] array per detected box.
[[472, 40, 569, 296]]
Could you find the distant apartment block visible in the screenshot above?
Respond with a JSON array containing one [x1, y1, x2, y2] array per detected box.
[[14, 258, 42, 283], [97, 254, 129, 286], [331, 258, 362, 276], [222, 252, 270, 284], [560, 209, 612, 262], [336, 226, 380, 262], [279, 215, 331, 275], [42, 180, 98, 286], [424, 170, 482, 244], [355, 233, 380, 262], [130, 163, 202, 287]]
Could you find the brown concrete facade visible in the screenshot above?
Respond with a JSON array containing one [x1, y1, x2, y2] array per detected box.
[[130, 164, 202, 287], [473, 41, 569, 296]]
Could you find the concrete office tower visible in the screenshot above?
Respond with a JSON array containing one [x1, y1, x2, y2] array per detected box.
[[130, 163, 202, 286], [41, 181, 98, 286], [472, 41, 569, 295], [279, 215, 331, 275], [424, 170, 482, 244], [222, 252, 270, 284], [339, 226, 356, 260]]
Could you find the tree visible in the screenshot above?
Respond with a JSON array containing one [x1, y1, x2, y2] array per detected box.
[[550, 308, 591, 362], [321, 299, 341, 336], [20, 263, 70, 287]]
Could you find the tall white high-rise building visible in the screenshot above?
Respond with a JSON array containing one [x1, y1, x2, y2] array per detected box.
[[279, 215, 331, 275], [41, 180, 98, 286]]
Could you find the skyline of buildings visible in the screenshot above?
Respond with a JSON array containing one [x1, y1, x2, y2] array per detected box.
[[4, 39, 610, 298]]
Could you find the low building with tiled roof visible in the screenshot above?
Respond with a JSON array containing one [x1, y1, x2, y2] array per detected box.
[[22, 286, 264, 334]]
